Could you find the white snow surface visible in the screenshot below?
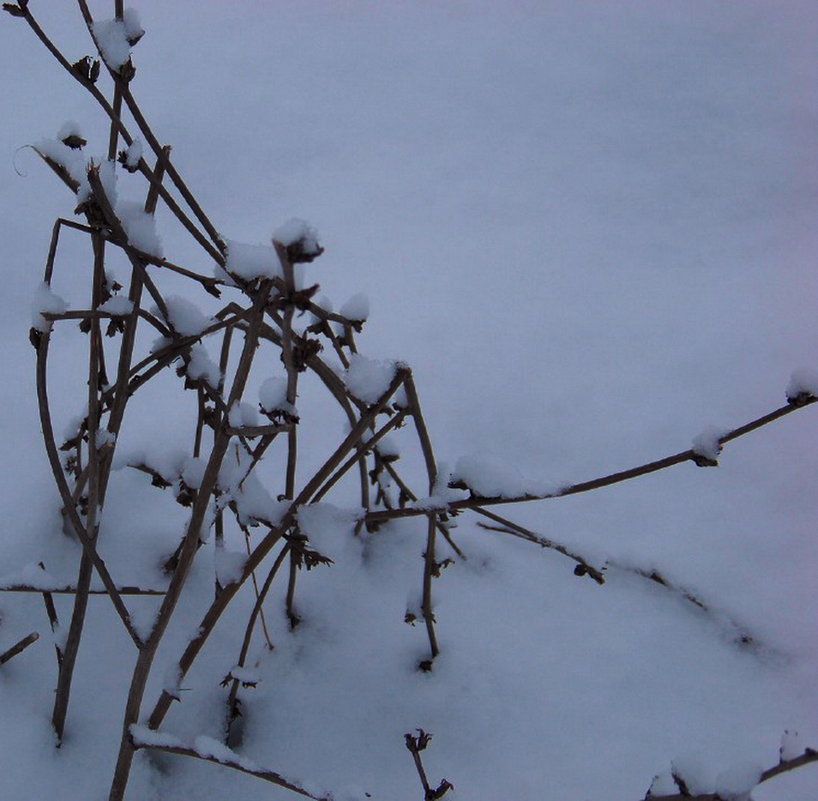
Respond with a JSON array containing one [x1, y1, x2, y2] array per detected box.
[[31, 282, 67, 331], [258, 376, 296, 417], [451, 451, 560, 498], [56, 120, 82, 140], [116, 199, 163, 256], [185, 342, 221, 388], [160, 295, 214, 336], [228, 400, 260, 429], [224, 238, 282, 280], [343, 353, 400, 404], [33, 138, 87, 188], [273, 217, 320, 251], [2, 3, 818, 801], [98, 295, 134, 316], [124, 137, 143, 168], [786, 367, 818, 400], [340, 292, 370, 322], [691, 425, 726, 462], [92, 16, 138, 69]]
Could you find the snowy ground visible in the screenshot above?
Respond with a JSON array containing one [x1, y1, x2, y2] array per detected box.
[[0, 2, 817, 799]]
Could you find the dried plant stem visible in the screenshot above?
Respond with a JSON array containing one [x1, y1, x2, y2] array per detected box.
[[35, 335, 140, 643], [224, 543, 291, 742], [381, 461, 465, 559], [473, 508, 605, 584], [404, 374, 443, 662], [52, 225, 108, 742], [0, 585, 165, 595], [366, 398, 818, 525], [642, 748, 818, 800], [146, 369, 409, 733], [0, 632, 40, 666], [422, 514, 440, 661], [40, 588, 63, 669], [312, 409, 408, 503], [108, 282, 273, 801], [129, 733, 331, 800]]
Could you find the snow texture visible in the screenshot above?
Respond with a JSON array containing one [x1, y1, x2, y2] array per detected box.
[[92, 11, 144, 69], [224, 238, 282, 280], [123, 138, 143, 169], [129, 724, 184, 750], [451, 452, 559, 498], [116, 200, 163, 256], [160, 295, 214, 336], [98, 295, 134, 316], [412, 462, 468, 510], [691, 425, 726, 462], [181, 456, 207, 490], [714, 760, 763, 800], [214, 548, 246, 587], [780, 730, 805, 762], [34, 138, 86, 189], [2, 4, 818, 801], [56, 120, 82, 140], [258, 376, 298, 419], [340, 292, 370, 322], [185, 342, 221, 388], [31, 282, 67, 331], [228, 400, 260, 429], [786, 368, 818, 401], [273, 217, 320, 251], [343, 353, 400, 404]]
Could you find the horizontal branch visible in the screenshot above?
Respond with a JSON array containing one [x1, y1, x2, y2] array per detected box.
[[130, 728, 332, 800], [643, 748, 818, 800], [367, 397, 817, 525], [0, 584, 166, 596]]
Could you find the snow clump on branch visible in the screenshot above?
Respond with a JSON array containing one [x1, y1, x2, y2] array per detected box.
[[92, 9, 144, 70]]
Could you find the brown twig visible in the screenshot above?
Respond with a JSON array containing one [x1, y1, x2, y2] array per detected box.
[[366, 398, 818, 525], [0, 632, 40, 666], [404, 729, 454, 801], [129, 727, 331, 800], [643, 747, 818, 800]]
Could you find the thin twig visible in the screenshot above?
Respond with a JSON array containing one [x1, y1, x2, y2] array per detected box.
[[129, 728, 332, 800], [366, 398, 818, 525], [0, 632, 40, 666]]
